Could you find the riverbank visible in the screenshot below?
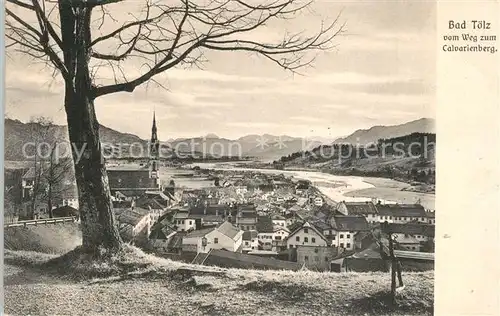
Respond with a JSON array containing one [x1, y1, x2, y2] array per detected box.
[[190, 163, 435, 210]]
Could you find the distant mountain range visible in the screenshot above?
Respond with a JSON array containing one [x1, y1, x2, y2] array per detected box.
[[333, 118, 435, 145], [4, 119, 326, 161], [4, 117, 435, 161]]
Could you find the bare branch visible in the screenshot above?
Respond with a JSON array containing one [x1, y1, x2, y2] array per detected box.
[[91, 0, 344, 98], [7, 0, 344, 100]]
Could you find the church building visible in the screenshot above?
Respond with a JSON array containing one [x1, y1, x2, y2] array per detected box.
[[107, 112, 162, 200]]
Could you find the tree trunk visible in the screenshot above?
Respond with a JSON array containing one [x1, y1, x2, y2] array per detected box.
[[61, 6, 122, 252], [64, 91, 122, 251]]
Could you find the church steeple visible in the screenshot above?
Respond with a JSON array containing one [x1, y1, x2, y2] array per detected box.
[[151, 111, 158, 144], [149, 111, 160, 187]]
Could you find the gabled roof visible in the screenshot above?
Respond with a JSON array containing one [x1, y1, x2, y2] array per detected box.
[[341, 201, 378, 215], [114, 207, 150, 227], [22, 167, 37, 179], [273, 225, 290, 233], [332, 216, 370, 232], [382, 223, 435, 237], [288, 222, 329, 243], [107, 169, 158, 190], [310, 219, 332, 231], [376, 204, 427, 218], [216, 221, 242, 240], [184, 221, 242, 241]]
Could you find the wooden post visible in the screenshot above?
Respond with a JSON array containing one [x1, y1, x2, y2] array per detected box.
[[388, 232, 396, 303], [397, 260, 404, 287]]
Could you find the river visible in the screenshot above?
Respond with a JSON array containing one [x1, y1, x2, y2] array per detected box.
[[187, 162, 435, 210]]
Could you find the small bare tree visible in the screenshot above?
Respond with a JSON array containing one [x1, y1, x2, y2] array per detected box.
[[24, 117, 75, 219], [6, 0, 344, 253], [44, 152, 75, 218], [25, 116, 53, 219]]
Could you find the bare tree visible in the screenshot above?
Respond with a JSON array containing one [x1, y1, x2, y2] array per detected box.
[[23, 117, 75, 219], [26, 116, 53, 219], [44, 152, 75, 218], [6, 0, 344, 253]]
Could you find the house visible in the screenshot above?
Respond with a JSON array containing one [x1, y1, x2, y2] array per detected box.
[[328, 215, 371, 251], [182, 221, 244, 254], [425, 210, 436, 224], [135, 195, 169, 223], [242, 230, 260, 253], [189, 204, 232, 227], [173, 209, 197, 232], [235, 185, 248, 195], [51, 205, 79, 219], [21, 167, 37, 200], [376, 204, 428, 224], [114, 207, 153, 245], [393, 234, 422, 251], [286, 222, 329, 249], [284, 210, 304, 227], [296, 245, 338, 271], [383, 222, 435, 253], [336, 201, 379, 223], [271, 214, 287, 227], [257, 216, 290, 251], [295, 182, 309, 195], [313, 196, 324, 207], [236, 206, 259, 231], [340, 243, 389, 273], [149, 224, 177, 253], [107, 168, 160, 200]]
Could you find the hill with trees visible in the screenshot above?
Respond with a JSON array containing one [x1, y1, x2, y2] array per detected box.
[[275, 132, 436, 190]]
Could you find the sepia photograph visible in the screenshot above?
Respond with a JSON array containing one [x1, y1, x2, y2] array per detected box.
[[4, 1, 437, 315]]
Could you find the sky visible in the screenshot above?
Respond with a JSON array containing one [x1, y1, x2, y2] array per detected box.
[[5, 0, 436, 140]]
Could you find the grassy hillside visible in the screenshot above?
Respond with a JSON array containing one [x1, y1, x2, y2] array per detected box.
[[278, 133, 436, 193], [4, 223, 82, 254], [4, 247, 433, 316]]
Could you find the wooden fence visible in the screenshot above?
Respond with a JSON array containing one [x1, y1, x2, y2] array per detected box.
[[4, 216, 78, 228]]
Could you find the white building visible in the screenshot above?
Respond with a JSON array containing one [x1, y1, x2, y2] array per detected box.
[[286, 222, 329, 249], [114, 207, 153, 244], [326, 215, 370, 251], [271, 214, 287, 228], [258, 225, 290, 250], [242, 230, 260, 252], [336, 201, 379, 223], [377, 204, 428, 224], [173, 210, 197, 232], [235, 186, 248, 195], [313, 196, 324, 207], [182, 221, 244, 254]]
